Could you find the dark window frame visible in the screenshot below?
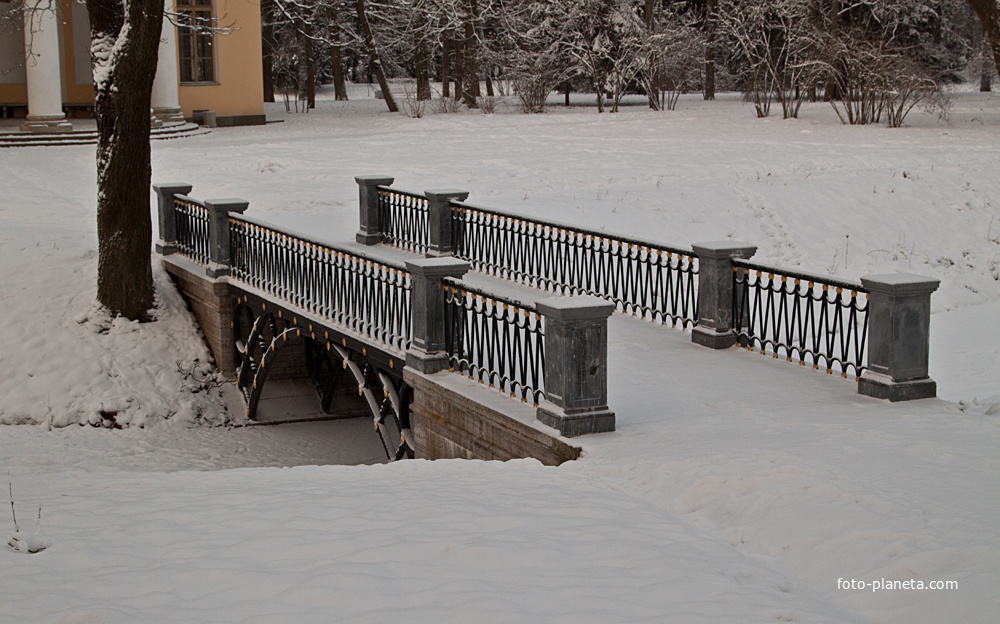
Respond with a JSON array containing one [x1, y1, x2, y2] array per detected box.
[[177, 0, 216, 84]]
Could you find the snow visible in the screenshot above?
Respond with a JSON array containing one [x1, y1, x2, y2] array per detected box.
[[1, 84, 998, 623]]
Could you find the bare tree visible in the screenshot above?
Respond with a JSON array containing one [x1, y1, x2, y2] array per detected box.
[[644, 14, 705, 111], [356, 0, 398, 111], [967, 0, 1000, 78], [723, 0, 823, 119]]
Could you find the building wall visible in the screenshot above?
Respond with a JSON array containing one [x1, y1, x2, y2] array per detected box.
[[177, 0, 265, 121], [62, 0, 96, 106], [0, 3, 30, 104], [0, 0, 263, 122]]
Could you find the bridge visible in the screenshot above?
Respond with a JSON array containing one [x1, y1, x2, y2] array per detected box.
[[153, 176, 940, 464]]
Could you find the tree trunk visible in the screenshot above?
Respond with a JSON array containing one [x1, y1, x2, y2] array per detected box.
[[825, 0, 842, 101], [415, 38, 431, 100], [356, 0, 398, 112], [645, 0, 659, 110], [704, 0, 717, 100], [86, 0, 163, 321], [261, 0, 275, 102], [329, 6, 348, 100], [441, 35, 452, 98], [453, 32, 465, 101], [299, 20, 316, 109], [485, 72, 494, 97], [967, 0, 1000, 80], [462, 0, 480, 108], [413, 3, 431, 100]]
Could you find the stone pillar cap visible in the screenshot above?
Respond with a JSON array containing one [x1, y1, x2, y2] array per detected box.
[[405, 257, 470, 276], [424, 189, 470, 201], [355, 175, 395, 186], [691, 241, 758, 259], [861, 273, 940, 295], [536, 295, 615, 320], [204, 198, 250, 213], [152, 182, 193, 193]]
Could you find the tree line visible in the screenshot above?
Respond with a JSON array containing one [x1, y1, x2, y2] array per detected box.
[[265, 0, 1000, 123]]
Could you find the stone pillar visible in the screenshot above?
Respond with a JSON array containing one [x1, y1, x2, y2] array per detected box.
[[424, 189, 469, 257], [857, 274, 940, 402], [20, 0, 72, 133], [204, 198, 249, 278], [152, 182, 193, 255], [405, 257, 470, 374], [535, 296, 616, 437], [355, 175, 394, 244], [691, 241, 758, 349], [151, 0, 185, 124]]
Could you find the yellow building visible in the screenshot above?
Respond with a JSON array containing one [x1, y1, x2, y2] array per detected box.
[[0, 0, 264, 130]]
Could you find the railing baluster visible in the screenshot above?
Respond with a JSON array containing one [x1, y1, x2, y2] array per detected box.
[[730, 259, 869, 378]]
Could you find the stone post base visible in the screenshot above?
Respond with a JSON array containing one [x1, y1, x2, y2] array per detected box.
[[356, 232, 382, 245], [858, 371, 937, 402], [537, 404, 615, 437], [405, 348, 450, 375], [691, 326, 737, 349], [20, 115, 72, 133], [153, 106, 186, 124]]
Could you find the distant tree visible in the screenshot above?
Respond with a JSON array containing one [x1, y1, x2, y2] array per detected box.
[[644, 12, 705, 110], [819, 0, 956, 126], [967, 0, 1000, 78], [704, 0, 719, 99], [354, 0, 397, 111]]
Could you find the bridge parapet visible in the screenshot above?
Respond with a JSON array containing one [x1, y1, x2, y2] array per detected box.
[[362, 176, 940, 402], [156, 183, 615, 465]]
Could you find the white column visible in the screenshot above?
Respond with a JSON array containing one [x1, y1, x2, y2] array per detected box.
[[151, 0, 184, 124], [21, 0, 72, 132]]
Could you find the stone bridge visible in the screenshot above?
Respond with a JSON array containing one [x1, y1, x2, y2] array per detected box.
[[153, 177, 940, 464]]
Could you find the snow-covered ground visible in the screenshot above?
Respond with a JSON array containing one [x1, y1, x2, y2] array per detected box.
[[1, 85, 998, 623]]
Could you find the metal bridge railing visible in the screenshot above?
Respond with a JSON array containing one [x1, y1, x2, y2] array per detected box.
[[732, 259, 869, 379], [229, 214, 412, 352], [442, 277, 545, 405], [450, 202, 699, 328], [360, 177, 698, 329], [376, 186, 429, 254], [173, 195, 211, 265]]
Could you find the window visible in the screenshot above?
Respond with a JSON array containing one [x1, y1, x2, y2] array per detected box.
[[177, 0, 215, 83]]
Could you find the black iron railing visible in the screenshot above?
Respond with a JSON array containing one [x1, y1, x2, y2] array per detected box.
[[377, 186, 429, 254], [230, 215, 412, 351], [442, 277, 545, 405], [450, 202, 699, 328], [174, 195, 210, 264], [732, 260, 869, 378]]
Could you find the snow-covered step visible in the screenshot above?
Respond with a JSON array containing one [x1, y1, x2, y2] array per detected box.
[[0, 121, 209, 147]]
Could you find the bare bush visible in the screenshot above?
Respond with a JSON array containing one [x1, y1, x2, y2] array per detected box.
[[644, 16, 705, 111], [723, 0, 823, 119], [512, 74, 552, 113], [400, 84, 426, 118], [825, 36, 945, 127], [435, 96, 462, 114], [477, 95, 498, 114]]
